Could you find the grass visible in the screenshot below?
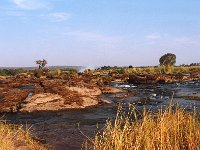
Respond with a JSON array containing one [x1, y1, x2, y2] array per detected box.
[[123, 65, 200, 75], [176, 95, 200, 101], [86, 103, 200, 150], [0, 121, 47, 150]]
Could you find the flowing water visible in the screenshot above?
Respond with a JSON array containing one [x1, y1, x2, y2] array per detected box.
[[2, 81, 200, 150]]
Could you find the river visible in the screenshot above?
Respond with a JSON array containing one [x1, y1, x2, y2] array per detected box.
[[2, 81, 200, 150]]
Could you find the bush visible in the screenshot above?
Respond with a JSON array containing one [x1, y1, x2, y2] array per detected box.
[[46, 69, 63, 78], [0, 68, 28, 76], [33, 69, 49, 78]]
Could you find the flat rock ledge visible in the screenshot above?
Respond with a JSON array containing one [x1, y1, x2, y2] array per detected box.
[[19, 85, 103, 112], [0, 76, 125, 113], [20, 93, 99, 112]]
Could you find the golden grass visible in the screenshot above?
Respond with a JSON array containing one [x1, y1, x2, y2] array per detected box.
[[123, 65, 200, 75], [124, 67, 160, 75], [0, 121, 47, 150], [173, 66, 200, 74], [87, 103, 200, 150]]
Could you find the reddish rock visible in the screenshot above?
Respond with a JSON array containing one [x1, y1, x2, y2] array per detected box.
[[0, 89, 29, 112], [0, 75, 120, 113], [100, 86, 124, 94]]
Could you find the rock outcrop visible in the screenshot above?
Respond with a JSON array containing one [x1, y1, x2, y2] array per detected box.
[[20, 93, 99, 112], [128, 72, 200, 84], [0, 76, 122, 113]]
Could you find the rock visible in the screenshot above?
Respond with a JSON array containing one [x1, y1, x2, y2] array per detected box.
[[81, 96, 99, 107], [65, 86, 102, 97], [100, 86, 124, 94], [20, 93, 73, 112], [101, 98, 112, 104], [0, 89, 29, 112], [20, 93, 99, 112], [0, 75, 126, 113]]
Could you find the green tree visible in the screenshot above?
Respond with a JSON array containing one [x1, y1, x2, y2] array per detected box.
[[36, 59, 47, 69], [159, 53, 176, 74]]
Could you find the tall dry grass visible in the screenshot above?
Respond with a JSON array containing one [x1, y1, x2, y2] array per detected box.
[[88, 103, 200, 150], [123, 65, 200, 75], [174, 66, 200, 74], [0, 121, 47, 150]]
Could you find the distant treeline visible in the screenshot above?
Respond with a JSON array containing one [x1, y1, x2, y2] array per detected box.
[[0, 68, 28, 76], [0, 67, 78, 76], [99, 63, 200, 70], [180, 63, 200, 66]]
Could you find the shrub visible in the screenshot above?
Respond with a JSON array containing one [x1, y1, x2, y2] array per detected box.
[[33, 69, 49, 78], [0, 68, 28, 76]]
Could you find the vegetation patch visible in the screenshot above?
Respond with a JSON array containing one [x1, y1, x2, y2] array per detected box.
[[86, 104, 200, 150], [0, 121, 47, 150]]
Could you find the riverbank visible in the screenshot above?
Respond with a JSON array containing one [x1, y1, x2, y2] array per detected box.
[[128, 72, 200, 84]]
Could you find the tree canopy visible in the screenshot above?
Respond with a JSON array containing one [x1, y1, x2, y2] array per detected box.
[[159, 53, 176, 66], [36, 59, 47, 69]]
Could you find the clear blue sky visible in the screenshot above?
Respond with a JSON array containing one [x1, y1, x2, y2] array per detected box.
[[0, 0, 200, 67]]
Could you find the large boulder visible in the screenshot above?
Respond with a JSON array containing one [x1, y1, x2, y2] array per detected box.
[[20, 92, 99, 112]]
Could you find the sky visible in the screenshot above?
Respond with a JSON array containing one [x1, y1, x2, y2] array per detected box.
[[0, 0, 200, 67]]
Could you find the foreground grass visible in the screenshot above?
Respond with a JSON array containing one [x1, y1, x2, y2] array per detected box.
[[88, 104, 200, 150], [0, 121, 47, 150]]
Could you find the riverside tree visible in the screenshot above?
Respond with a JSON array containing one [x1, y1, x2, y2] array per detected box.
[[36, 59, 47, 69], [34, 59, 48, 78], [159, 53, 176, 74]]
